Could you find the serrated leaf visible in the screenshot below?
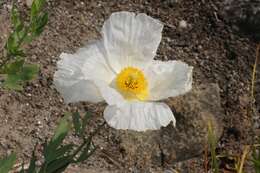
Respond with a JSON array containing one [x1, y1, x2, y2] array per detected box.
[[20, 64, 39, 81], [72, 112, 81, 136], [0, 153, 16, 173], [3, 74, 23, 90]]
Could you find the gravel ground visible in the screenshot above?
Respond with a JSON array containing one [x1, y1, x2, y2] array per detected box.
[[0, 0, 259, 172]]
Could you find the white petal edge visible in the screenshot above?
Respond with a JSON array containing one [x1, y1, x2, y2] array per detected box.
[[145, 60, 193, 101], [104, 102, 175, 131], [102, 11, 163, 72], [53, 42, 115, 103]]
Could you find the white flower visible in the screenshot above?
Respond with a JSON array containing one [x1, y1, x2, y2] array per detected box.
[[54, 11, 193, 131]]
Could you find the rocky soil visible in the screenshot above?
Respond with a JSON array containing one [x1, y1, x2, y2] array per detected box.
[[0, 0, 259, 172]]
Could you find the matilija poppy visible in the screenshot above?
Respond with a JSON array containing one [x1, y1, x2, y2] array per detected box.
[[54, 11, 193, 131]]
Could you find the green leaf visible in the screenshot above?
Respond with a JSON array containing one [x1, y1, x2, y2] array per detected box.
[[52, 114, 71, 142], [45, 135, 66, 163], [3, 74, 23, 90], [253, 159, 260, 166], [14, 49, 26, 57], [17, 29, 26, 40], [77, 145, 96, 163], [207, 121, 219, 173], [20, 64, 39, 81], [23, 34, 34, 44], [51, 144, 74, 161], [2, 59, 24, 74], [5, 35, 25, 57], [30, 5, 37, 19], [44, 114, 71, 163], [253, 145, 260, 173], [1, 0, 48, 92], [2, 62, 38, 90], [34, 12, 48, 37], [45, 156, 71, 173], [0, 153, 16, 173], [31, 0, 46, 18], [5, 33, 18, 55], [72, 112, 81, 136], [75, 139, 93, 163]]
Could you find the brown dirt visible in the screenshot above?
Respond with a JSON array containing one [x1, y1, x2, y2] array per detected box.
[[0, 0, 258, 172]]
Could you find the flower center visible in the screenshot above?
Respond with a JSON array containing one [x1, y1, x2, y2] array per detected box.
[[116, 67, 148, 101]]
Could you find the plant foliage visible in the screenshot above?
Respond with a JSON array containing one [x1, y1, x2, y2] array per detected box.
[[207, 121, 220, 173], [0, 153, 16, 173], [0, 0, 48, 90], [0, 112, 103, 173], [252, 140, 260, 173]]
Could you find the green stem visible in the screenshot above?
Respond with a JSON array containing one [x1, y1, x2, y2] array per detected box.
[[17, 26, 30, 49], [0, 19, 32, 71]]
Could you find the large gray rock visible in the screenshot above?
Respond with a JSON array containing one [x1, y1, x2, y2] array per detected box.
[[116, 84, 223, 170]]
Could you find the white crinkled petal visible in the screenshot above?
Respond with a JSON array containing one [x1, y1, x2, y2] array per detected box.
[[53, 42, 115, 103], [102, 11, 163, 72], [94, 80, 125, 105], [145, 60, 193, 101], [78, 41, 115, 83], [104, 102, 175, 131], [54, 79, 103, 103]]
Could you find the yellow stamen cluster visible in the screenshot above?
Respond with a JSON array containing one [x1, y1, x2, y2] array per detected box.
[[116, 67, 148, 101]]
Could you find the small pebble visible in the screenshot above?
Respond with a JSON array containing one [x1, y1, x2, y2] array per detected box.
[[179, 20, 188, 29], [6, 4, 12, 10], [7, 150, 12, 155], [26, 0, 33, 7], [36, 120, 42, 125]]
